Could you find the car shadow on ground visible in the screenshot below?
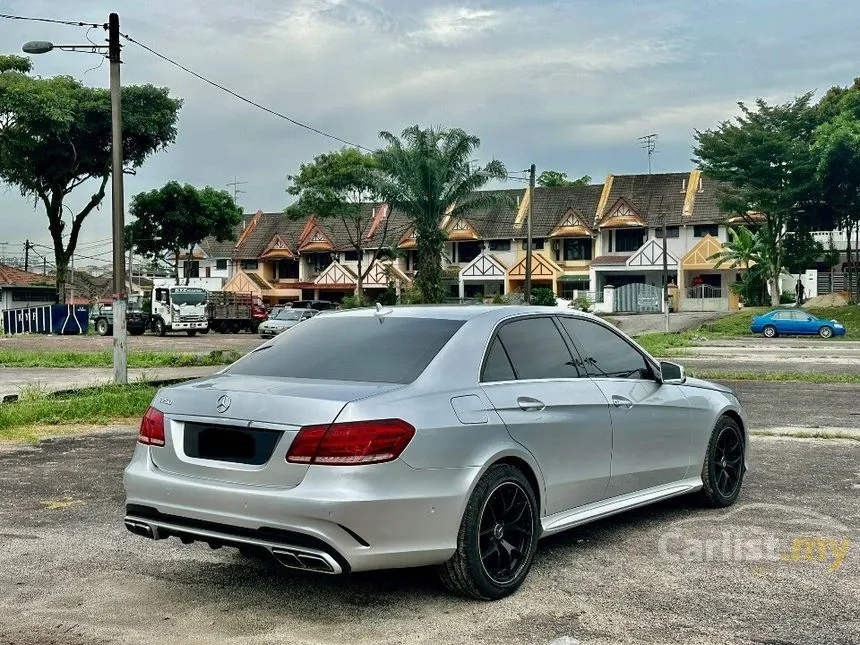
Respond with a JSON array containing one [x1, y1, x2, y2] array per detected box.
[[143, 494, 706, 612]]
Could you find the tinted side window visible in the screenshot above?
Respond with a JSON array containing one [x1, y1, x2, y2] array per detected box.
[[559, 318, 652, 380], [481, 338, 515, 382], [496, 317, 578, 380]]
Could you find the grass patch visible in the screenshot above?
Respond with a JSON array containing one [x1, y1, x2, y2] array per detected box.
[[695, 304, 859, 338], [0, 349, 242, 369], [687, 370, 860, 383], [635, 332, 697, 356], [0, 383, 155, 442], [752, 429, 860, 441]]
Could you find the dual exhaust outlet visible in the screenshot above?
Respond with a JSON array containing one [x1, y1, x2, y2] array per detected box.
[[124, 517, 340, 574]]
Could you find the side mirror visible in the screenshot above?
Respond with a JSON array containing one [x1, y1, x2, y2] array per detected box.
[[659, 361, 686, 385]]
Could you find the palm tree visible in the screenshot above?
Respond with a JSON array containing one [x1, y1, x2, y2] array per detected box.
[[374, 126, 508, 303], [708, 225, 763, 271], [708, 225, 767, 304]]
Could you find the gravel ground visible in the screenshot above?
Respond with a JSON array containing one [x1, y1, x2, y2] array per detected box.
[[0, 432, 857, 645]]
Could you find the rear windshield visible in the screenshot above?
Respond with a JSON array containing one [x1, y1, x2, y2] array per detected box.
[[227, 315, 465, 383]]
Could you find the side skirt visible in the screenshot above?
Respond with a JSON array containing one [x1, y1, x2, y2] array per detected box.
[[540, 476, 703, 536]]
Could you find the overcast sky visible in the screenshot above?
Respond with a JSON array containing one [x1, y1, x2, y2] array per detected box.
[[2, 0, 859, 266]]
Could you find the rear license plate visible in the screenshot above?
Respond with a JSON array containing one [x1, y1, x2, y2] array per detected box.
[[184, 424, 282, 465]]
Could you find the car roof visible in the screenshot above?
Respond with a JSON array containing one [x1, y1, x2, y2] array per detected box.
[[319, 304, 596, 323]]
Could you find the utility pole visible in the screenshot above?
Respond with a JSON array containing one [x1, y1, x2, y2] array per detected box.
[[128, 246, 134, 296], [70, 253, 75, 304], [24, 240, 32, 272], [525, 163, 536, 304], [226, 176, 247, 205], [662, 211, 670, 332], [639, 134, 658, 174], [109, 12, 128, 384]]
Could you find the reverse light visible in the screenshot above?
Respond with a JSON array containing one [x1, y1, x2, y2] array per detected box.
[[138, 406, 166, 447], [286, 419, 415, 466]]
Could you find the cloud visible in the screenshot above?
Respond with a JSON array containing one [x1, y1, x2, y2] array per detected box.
[[408, 6, 502, 45]]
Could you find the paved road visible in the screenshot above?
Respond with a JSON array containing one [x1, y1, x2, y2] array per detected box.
[[0, 432, 856, 645], [0, 332, 262, 354], [0, 366, 220, 401], [603, 312, 724, 336]]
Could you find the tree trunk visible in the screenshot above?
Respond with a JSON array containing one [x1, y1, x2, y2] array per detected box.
[[416, 242, 444, 303], [184, 246, 194, 286], [174, 248, 181, 285], [356, 251, 363, 302], [54, 252, 68, 305]]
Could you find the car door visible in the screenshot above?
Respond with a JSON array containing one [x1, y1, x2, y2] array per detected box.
[[480, 315, 613, 515], [771, 311, 793, 335], [795, 310, 817, 335], [558, 316, 693, 497]]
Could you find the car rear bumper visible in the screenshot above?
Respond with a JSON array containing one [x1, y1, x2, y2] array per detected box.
[[123, 444, 478, 573]]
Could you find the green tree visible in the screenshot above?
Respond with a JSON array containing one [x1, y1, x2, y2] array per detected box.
[[0, 55, 182, 301], [812, 111, 860, 301], [286, 148, 385, 299], [694, 95, 819, 306], [374, 126, 508, 303], [126, 182, 242, 284], [536, 170, 591, 187]]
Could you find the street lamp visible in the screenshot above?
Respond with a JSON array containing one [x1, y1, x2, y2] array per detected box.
[[23, 13, 128, 385]]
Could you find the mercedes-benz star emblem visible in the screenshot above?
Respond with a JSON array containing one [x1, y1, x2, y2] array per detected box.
[[216, 395, 231, 413]]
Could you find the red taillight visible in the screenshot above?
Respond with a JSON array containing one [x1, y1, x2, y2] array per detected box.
[[138, 406, 165, 447], [286, 419, 415, 466]]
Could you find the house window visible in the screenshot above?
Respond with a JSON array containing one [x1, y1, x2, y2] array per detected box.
[[343, 250, 360, 262], [521, 238, 545, 250], [694, 224, 718, 238], [183, 260, 200, 278], [240, 260, 258, 270], [681, 177, 703, 192], [488, 240, 511, 252], [11, 289, 56, 302], [216, 259, 228, 271], [456, 241, 482, 264], [562, 238, 593, 261], [655, 226, 680, 238], [277, 259, 300, 279], [615, 229, 645, 252], [307, 253, 332, 273], [205, 266, 211, 278]]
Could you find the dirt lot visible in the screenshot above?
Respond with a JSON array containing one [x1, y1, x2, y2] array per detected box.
[[0, 432, 857, 645]]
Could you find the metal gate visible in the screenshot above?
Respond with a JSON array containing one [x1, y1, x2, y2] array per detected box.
[[613, 282, 662, 313]]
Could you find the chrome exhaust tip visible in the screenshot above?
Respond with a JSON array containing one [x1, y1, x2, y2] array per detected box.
[[271, 548, 336, 573], [124, 519, 154, 539]]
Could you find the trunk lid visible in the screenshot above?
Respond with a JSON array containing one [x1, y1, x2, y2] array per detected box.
[[149, 374, 402, 488]]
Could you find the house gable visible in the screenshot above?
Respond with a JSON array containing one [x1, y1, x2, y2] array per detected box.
[[597, 197, 646, 229], [507, 252, 561, 278], [298, 223, 334, 253], [626, 239, 678, 268], [259, 234, 295, 259], [398, 227, 418, 250], [363, 260, 409, 287], [446, 217, 479, 241], [460, 252, 507, 279], [549, 207, 594, 238], [314, 262, 357, 287], [680, 234, 727, 269], [222, 269, 271, 295]]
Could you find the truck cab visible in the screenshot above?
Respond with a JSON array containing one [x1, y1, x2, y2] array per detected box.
[[150, 283, 209, 336]]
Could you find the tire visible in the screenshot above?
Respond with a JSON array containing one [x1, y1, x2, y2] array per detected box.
[[153, 318, 166, 337], [700, 416, 745, 508], [199, 328, 209, 335], [438, 464, 540, 600], [129, 328, 145, 336], [819, 326, 833, 339], [762, 325, 777, 338], [96, 319, 110, 336], [186, 330, 197, 337]]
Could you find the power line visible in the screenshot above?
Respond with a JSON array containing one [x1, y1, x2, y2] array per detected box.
[[119, 32, 374, 152], [0, 13, 104, 28]]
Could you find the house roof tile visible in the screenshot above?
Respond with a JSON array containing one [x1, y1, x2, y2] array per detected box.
[[0, 264, 55, 287]]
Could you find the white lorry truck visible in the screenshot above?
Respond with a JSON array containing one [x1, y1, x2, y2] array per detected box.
[[150, 282, 209, 336]]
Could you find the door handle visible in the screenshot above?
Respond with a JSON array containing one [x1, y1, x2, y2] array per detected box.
[[517, 396, 545, 412], [611, 396, 634, 409]]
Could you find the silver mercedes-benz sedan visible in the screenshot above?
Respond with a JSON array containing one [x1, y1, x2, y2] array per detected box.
[[124, 305, 748, 600]]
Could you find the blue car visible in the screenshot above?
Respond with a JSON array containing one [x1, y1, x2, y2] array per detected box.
[[750, 309, 847, 339]]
